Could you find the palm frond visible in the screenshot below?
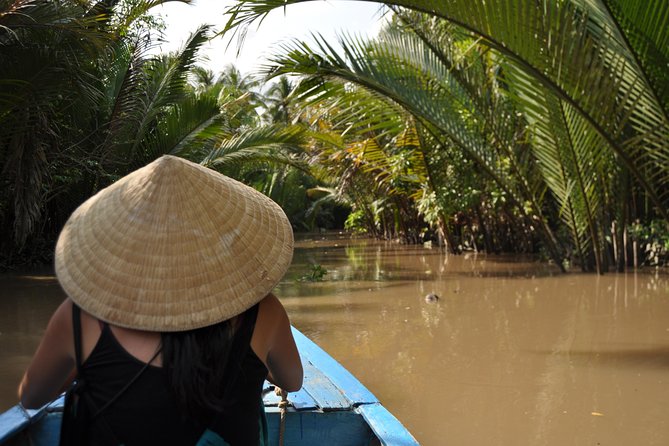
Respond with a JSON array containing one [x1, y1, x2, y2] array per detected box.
[[119, 24, 213, 163], [0, 0, 114, 245], [225, 0, 669, 217], [201, 124, 307, 171], [584, 0, 669, 114], [146, 90, 228, 161]]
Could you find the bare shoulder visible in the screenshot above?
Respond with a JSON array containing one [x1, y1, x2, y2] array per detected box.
[[257, 293, 291, 330], [253, 294, 286, 354], [48, 298, 75, 348], [258, 293, 286, 315], [53, 297, 73, 322], [252, 294, 295, 358]]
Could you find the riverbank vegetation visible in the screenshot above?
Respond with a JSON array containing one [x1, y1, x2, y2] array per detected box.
[[1, 0, 668, 273], [0, 0, 311, 267]]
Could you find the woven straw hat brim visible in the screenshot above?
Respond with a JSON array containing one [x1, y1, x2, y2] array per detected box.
[[55, 155, 294, 331]]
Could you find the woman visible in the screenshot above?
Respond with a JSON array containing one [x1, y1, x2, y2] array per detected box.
[[18, 155, 303, 445]]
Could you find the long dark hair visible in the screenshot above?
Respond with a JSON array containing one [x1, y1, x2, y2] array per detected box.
[[160, 317, 238, 416]]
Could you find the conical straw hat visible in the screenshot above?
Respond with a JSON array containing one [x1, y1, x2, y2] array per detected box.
[[55, 155, 294, 331]]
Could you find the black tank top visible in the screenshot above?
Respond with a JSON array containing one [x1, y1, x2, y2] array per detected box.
[[72, 304, 268, 446]]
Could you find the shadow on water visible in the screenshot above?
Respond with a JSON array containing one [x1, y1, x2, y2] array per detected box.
[[529, 346, 669, 369], [289, 260, 561, 281], [284, 301, 381, 313], [454, 270, 560, 279], [276, 280, 410, 297]]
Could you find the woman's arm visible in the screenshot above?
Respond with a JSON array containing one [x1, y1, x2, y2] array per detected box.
[[254, 294, 303, 392], [18, 299, 76, 409]]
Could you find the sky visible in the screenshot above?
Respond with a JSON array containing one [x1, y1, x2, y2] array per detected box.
[[150, 0, 387, 76]]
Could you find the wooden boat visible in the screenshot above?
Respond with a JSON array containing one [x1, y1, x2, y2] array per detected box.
[[0, 328, 418, 445]]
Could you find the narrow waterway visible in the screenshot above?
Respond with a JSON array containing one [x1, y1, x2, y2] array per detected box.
[[1, 235, 668, 445]]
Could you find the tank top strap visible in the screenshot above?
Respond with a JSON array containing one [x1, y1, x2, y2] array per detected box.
[[237, 303, 259, 345], [225, 303, 260, 381], [72, 304, 83, 370]]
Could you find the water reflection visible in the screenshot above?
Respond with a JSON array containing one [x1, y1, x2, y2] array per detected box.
[[0, 274, 65, 411], [280, 235, 669, 445], [1, 236, 669, 445]]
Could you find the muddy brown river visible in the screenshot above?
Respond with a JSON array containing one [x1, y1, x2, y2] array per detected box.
[[1, 234, 668, 445]]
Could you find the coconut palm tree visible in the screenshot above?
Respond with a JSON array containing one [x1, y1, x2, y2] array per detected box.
[[263, 76, 296, 125]]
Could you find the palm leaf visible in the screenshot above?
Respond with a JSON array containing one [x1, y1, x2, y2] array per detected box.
[[145, 90, 228, 161], [201, 124, 307, 172], [108, 24, 213, 165], [225, 0, 669, 218], [257, 23, 566, 262]]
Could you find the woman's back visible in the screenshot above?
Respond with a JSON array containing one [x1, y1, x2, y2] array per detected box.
[[78, 318, 205, 445], [74, 301, 273, 445]]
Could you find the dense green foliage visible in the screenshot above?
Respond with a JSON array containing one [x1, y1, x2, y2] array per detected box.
[[2, 0, 668, 273], [0, 0, 311, 268], [225, 0, 669, 272]]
